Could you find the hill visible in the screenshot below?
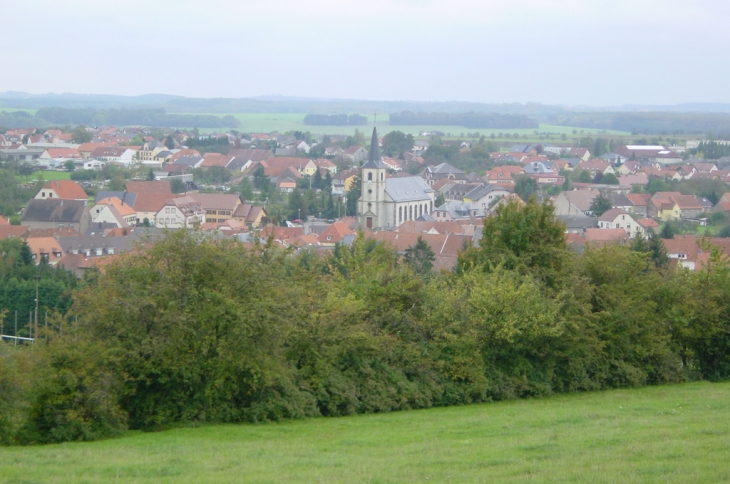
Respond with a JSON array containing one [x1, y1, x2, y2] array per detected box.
[[1, 381, 728, 483]]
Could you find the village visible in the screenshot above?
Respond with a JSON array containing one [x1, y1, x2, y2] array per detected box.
[[2, 124, 730, 274]]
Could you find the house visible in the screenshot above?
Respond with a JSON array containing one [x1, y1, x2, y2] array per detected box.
[[663, 236, 701, 270], [78, 142, 114, 159], [432, 201, 484, 221], [558, 216, 599, 234], [89, 197, 137, 228], [482, 165, 524, 185], [585, 228, 629, 246], [624, 193, 652, 218], [232, 204, 267, 228], [324, 146, 345, 157], [421, 163, 467, 186], [398, 220, 466, 235], [199, 153, 246, 171], [367, 231, 472, 270], [317, 221, 355, 246], [25, 237, 65, 266], [255, 157, 317, 177], [463, 184, 512, 210], [332, 167, 359, 196], [35, 180, 88, 203], [313, 158, 337, 175], [138, 140, 167, 161], [568, 148, 591, 162], [597, 208, 644, 238], [650, 192, 705, 220], [39, 148, 82, 161], [616, 161, 640, 175], [552, 189, 600, 217], [188, 193, 241, 223], [155, 196, 205, 228], [577, 160, 615, 177], [614, 145, 682, 164], [343, 145, 367, 163], [617, 172, 650, 188], [20, 199, 90, 234]]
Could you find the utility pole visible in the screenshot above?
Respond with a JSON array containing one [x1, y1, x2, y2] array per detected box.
[[34, 275, 40, 340]]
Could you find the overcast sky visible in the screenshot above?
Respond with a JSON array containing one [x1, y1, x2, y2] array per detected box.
[[2, 0, 729, 106]]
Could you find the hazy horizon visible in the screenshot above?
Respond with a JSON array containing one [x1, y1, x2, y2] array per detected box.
[[2, 0, 729, 106]]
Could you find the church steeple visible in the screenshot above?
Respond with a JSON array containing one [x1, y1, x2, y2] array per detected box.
[[361, 127, 386, 169]]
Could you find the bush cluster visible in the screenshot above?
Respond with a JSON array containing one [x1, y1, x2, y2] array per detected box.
[[3, 200, 730, 444]]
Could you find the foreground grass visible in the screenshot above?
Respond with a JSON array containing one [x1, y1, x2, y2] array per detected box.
[[1, 382, 728, 483]]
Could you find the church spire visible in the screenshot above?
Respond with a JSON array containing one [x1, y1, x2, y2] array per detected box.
[[362, 127, 385, 169]]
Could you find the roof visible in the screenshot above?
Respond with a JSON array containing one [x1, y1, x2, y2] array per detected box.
[[0, 225, 30, 240], [385, 177, 434, 202], [367, 231, 472, 270], [41, 180, 87, 200], [585, 228, 629, 244], [361, 128, 387, 169], [317, 221, 354, 244], [21, 199, 87, 223], [199, 153, 235, 168], [398, 220, 466, 235], [25, 237, 64, 258], [562, 189, 600, 212], [598, 208, 632, 222], [189, 193, 241, 211], [43, 148, 81, 158], [96, 197, 137, 217], [126, 180, 172, 195], [228, 148, 274, 162]]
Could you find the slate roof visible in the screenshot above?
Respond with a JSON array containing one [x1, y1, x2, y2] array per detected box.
[[21, 199, 86, 223], [385, 177, 434, 202]]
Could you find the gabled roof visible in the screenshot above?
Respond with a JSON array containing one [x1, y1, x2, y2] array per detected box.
[[21, 199, 87, 223], [189, 193, 241, 211], [40, 180, 87, 200], [598, 208, 632, 222], [0, 225, 30, 240], [317, 221, 354, 244], [585, 228, 629, 244], [126, 180, 172, 195]]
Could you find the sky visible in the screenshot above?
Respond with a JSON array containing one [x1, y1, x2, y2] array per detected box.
[[2, 0, 729, 106]]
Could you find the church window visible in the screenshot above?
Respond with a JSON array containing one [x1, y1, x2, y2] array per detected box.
[[380, 173, 384, 181], [368, 202, 372, 208], [368, 189, 372, 194], [409, 206, 413, 220], [368, 172, 372, 181], [399, 206, 402, 222]]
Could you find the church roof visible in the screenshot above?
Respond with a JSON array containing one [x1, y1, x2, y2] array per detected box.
[[361, 127, 387, 169], [385, 177, 434, 202]]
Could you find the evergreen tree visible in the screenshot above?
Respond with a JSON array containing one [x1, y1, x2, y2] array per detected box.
[[404, 236, 436, 274], [346, 172, 361, 216], [589, 194, 612, 216], [288, 188, 308, 220]]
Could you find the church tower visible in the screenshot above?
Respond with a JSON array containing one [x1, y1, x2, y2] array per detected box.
[[357, 127, 387, 229]]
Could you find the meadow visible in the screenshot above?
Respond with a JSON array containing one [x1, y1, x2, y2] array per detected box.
[[1, 381, 728, 483], [14, 170, 71, 182], [187, 112, 631, 139]]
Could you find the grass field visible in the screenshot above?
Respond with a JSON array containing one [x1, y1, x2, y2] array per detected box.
[[14, 170, 72, 183], [1, 381, 728, 483], [187, 112, 630, 139]]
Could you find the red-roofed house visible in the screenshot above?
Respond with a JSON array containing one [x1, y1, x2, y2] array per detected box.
[[317, 221, 355, 246], [35, 180, 88, 203]]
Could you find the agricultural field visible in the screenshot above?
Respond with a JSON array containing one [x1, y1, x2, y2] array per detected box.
[[1, 381, 728, 483], [187, 112, 631, 140]]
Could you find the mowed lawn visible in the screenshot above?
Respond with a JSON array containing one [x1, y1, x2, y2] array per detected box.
[[1, 382, 729, 483], [15, 170, 72, 182]]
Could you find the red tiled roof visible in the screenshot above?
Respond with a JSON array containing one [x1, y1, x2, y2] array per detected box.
[[41, 180, 87, 200]]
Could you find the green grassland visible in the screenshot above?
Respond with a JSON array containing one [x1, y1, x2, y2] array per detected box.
[[0, 107, 39, 115], [190, 112, 631, 139], [14, 170, 72, 182], [1, 382, 728, 483]]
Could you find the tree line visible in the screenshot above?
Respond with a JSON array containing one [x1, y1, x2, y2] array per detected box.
[[389, 111, 539, 129], [549, 112, 730, 136], [6, 108, 240, 129], [2, 200, 730, 445]]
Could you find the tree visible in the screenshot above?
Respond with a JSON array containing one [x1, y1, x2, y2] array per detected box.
[[434, 193, 445, 208], [146, 169, 156, 181], [71, 126, 92, 144], [346, 172, 361, 216], [381, 131, 414, 158], [252, 166, 270, 192], [589, 194, 612, 216], [601, 173, 619, 185], [313, 170, 323, 190], [660, 222, 677, 239], [239, 177, 254, 201], [513, 175, 537, 202], [459, 199, 568, 288], [169, 178, 186, 194], [578, 170, 593, 183], [164, 135, 175, 150], [62, 160, 76, 172], [288, 188, 308, 220], [18, 163, 35, 181], [403, 236, 436, 275]]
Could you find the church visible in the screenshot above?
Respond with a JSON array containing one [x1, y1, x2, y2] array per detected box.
[[358, 128, 435, 229]]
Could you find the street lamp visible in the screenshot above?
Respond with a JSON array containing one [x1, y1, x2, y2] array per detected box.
[[33, 275, 40, 340]]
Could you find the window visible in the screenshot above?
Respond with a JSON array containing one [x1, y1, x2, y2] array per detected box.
[[368, 172, 372, 181], [399, 206, 402, 222], [165, 207, 170, 213]]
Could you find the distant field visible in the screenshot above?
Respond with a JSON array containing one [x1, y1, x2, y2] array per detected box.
[[1, 381, 728, 483], [0, 106, 38, 115], [186, 112, 631, 139], [14, 170, 71, 182]]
